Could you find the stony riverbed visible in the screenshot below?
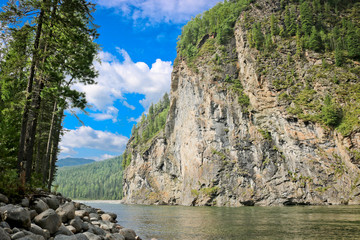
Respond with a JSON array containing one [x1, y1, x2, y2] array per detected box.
[[0, 191, 142, 240]]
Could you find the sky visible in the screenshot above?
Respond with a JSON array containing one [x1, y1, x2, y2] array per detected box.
[[57, 0, 223, 161]]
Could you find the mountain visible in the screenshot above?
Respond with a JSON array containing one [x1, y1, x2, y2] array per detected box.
[[121, 0, 360, 206], [53, 156, 123, 200], [56, 158, 95, 167]]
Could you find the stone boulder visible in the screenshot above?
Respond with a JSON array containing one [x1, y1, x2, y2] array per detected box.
[[33, 199, 49, 214], [0, 205, 31, 229], [54, 234, 77, 240], [34, 209, 61, 234], [75, 210, 88, 218], [119, 229, 137, 240], [70, 217, 83, 233], [0, 194, 9, 204], [54, 224, 74, 236], [45, 195, 60, 210], [0, 227, 11, 240], [56, 202, 75, 223], [101, 213, 117, 223], [74, 233, 88, 240], [83, 232, 101, 240], [29, 224, 50, 239]]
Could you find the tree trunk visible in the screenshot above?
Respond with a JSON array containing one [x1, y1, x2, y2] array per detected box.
[[18, 0, 46, 186], [43, 100, 57, 185], [47, 109, 63, 191]]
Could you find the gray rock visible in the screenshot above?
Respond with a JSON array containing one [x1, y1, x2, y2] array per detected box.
[[54, 224, 74, 236], [56, 202, 75, 223], [74, 210, 87, 218], [30, 223, 50, 239], [45, 196, 60, 210], [0, 227, 11, 240], [109, 233, 125, 240], [66, 225, 76, 234], [100, 214, 114, 223], [83, 232, 101, 240], [30, 210, 37, 220], [105, 213, 117, 221], [88, 213, 98, 221], [54, 235, 77, 240], [119, 229, 137, 240], [33, 199, 49, 214], [20, 198, 30, 208], [70, 217, 83, 233], [34, 209, 61, 234], [82, 217, 89, 222], [96, 210, 104, 215], [0, 194, 9, 204], [4, 228, 12, 234], [87, 224, 105, 236], [11, 231, 26, 239], [81, 222, 89, 232], [0, 205, 31, 229], [12, 228, 20, 233], [0, 221, 10, 228], [74, 233, 88, 240]]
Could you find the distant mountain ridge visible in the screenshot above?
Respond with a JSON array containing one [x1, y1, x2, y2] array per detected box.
[[57, 157, 95, 167]]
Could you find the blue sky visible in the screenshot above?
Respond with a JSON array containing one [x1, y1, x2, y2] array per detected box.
[[2, 0, 223, 161]]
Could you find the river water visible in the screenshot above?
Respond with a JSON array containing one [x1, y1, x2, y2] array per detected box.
[[81, 202, 360, 240]]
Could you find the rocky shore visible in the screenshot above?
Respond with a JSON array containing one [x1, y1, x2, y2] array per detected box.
[[0, 191, 141, 240]]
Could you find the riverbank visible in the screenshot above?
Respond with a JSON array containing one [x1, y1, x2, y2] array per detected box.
[[0, 190, 141, 240]]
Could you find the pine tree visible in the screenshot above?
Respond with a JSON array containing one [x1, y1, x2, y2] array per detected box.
[[300, 1, 313, 35], [347, 26, 360, 59], [308, 26, 323, 52]]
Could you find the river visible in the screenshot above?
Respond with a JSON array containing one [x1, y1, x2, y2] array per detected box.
[[80, 202, 360, 240]]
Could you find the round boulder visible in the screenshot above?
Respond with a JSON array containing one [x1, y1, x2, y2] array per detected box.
[[119, 229, 137, 240], [56, 202, 75, 223], [0, 205, 31, 229], [0, 227, 11, 240], [33, 199, 49, 214], [34, 209, 61, 234]]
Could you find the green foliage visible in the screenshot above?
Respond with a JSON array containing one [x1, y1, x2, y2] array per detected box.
[[321, 95, 342, 127], [122, 152, 132, 169], [211, 149, 227, 161], [251, 22, 264, 50], [300, 1, 313, 35], [130, 93, 170, 152], [201, 186, 219, 197], [258, 129, 271, 140], [53, 156, 123, 200], [308, 26, 323, 52], [177, 0, 251, 61], [346, 25, 360, 59]]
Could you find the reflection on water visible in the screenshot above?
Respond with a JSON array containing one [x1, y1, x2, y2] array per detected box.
[[81, 202, 360, 240]]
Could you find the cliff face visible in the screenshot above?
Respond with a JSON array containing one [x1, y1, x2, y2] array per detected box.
[[122, 1, 360, 206]]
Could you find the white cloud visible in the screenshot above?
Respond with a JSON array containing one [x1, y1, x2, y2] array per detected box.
[[60, 126, 128, 153], [96, 0, 222, 23], [93, 154, 117, 161], [123, 101, 136, 110], [73, 49, 172, 117], [91, 106, 119, 122]]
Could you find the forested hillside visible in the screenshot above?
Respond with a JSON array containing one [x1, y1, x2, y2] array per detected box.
[[53, 156, 123, 200], [122, 93, 170, 168], [57, 157, 95, 167], [0, 0, 98, 196]]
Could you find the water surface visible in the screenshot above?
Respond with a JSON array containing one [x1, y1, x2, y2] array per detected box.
[[81, 202, 360, 240]]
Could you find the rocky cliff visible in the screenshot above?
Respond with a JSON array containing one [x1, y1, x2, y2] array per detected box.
[[122, 0, 360, 206]]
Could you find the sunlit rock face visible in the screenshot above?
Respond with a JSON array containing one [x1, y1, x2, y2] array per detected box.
[[122, 0, 360, 206]]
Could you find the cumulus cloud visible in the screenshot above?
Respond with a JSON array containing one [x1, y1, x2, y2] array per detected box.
[[96, 0, 222, 23], [91, 106, 119, 122], [93, 154, 117, 161], [73, 49, 172, 117], [60, 126, 129, 153]]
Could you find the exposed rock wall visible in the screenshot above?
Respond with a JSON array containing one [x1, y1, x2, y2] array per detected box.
[[122, 4, 360, 206]]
